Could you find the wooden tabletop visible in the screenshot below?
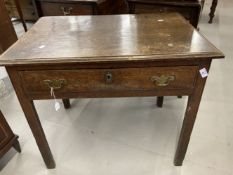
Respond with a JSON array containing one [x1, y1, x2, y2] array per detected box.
[[0, 13, 224, 65]]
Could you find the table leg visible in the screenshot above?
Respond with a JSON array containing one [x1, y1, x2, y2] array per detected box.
[[20, 100, 55, 168], [201, 0, 205, 9], [13, 0, 27, 31], [62, 99, 71, 109], [209, 0, 218, 23], [157, 96, 164, 107], [6, 68, 55, 169], [174, 61, 211, 166], [13, 138, 21, 153]]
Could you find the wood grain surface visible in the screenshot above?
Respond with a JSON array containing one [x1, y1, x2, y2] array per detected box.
[[0, 13, 224, 65]]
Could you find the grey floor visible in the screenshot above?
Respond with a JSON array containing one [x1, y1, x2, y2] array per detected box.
[[0, 0, 233, 174]]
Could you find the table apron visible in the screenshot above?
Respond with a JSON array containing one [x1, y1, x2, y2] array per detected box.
[[24, 89, 193, 100]]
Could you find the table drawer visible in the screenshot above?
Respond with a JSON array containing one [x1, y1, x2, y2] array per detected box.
[[38, 2, 93, 16], [19, 66, 198, 94]]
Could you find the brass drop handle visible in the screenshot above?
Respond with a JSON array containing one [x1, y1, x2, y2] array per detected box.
[[43, 79, 67, 90], [105, 72, 113, 83], [60, 6, 73, 16], [151, 75, 175, 87]]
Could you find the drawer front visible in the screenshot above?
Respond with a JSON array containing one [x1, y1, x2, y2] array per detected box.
[[19, 66, 197, 95], [134, 4, 193, 20], [38, 2, 93, 16], [98, 0, 127, 14]]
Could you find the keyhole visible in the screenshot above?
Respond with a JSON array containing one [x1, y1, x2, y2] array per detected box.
[[105, 72, 113, 83]]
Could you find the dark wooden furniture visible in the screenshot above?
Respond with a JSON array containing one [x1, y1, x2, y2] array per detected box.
[[199, 0, 218, 24], [0, 13, 224, 169], [0, 0, 17, 54], [4, 0, 38, 21], [0, 110, 21, 158], [209, 0, 218, 23], [126, 0, 202, 28], [13, 0, 28, 31], [35, 0, 127, 16]]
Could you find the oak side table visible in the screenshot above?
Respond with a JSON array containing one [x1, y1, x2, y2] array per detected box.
[[0, 13, 224, 169]]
